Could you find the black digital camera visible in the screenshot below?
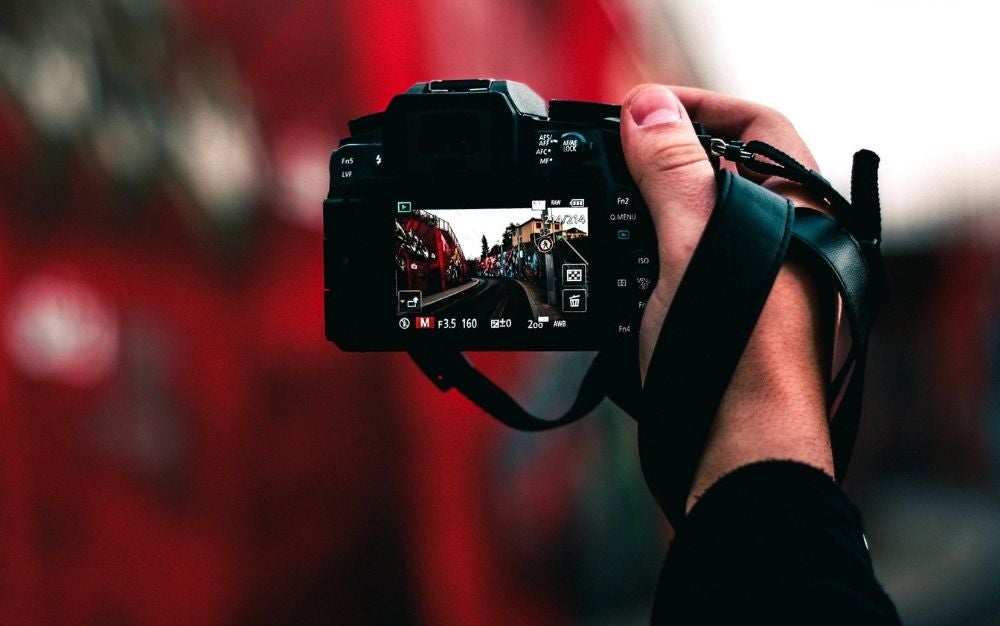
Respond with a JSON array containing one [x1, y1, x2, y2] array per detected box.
[[324, 79, 665, 351]]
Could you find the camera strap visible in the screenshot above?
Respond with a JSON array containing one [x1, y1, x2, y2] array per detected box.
[[639, 144, 885, 526], [409, 347, 633, 431], [409, 142, 885, 528]]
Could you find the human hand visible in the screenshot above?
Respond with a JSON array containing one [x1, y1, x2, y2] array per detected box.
[[619, 85, 835, 511]]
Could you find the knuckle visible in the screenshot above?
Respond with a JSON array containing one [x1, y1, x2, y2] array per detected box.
[[759, 104, 791, 127]]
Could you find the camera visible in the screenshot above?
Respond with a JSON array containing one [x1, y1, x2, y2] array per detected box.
[[324, 79, 664, 351]]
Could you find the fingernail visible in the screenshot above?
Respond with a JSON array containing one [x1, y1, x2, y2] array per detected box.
[[629, 85, 681, 127]]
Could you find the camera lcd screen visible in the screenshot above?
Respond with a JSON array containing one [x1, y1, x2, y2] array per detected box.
[[394, 197, 591, 336]]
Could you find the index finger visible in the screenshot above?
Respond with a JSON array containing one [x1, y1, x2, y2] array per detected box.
[[671, 86, 818, 167], [669, 85, 822, 202]]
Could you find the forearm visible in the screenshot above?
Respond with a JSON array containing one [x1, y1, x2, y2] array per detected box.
[[686, 258, 834, 512]]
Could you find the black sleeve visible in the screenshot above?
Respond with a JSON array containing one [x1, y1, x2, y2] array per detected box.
[[652, 460, 901, 625]]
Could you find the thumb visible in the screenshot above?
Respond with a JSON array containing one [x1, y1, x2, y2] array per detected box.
[[620, 84, 717, 290], [620, 84, 718, 381]]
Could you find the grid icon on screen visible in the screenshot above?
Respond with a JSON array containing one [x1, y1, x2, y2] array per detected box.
[[563, 264, 586, 284]]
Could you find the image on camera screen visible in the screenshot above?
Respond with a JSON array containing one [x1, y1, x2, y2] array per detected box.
[[394, 200, 590, 330]]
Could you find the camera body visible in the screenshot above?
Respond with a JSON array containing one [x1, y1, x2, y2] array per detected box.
[[324, 79, 657, 351]]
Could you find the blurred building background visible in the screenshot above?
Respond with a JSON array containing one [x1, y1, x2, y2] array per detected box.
[[0, 1, 997, 625]]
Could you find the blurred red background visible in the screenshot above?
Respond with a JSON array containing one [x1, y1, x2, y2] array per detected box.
[[0, 2, 666, 624], [1, 2, 998, 625]]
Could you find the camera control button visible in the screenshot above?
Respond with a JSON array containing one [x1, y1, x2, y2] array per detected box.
[[334, 145, 380, 182], [613, 191, 636, 207], [628, 249, 655, 269], [561, 288, 588, 313], [558, 132, 593, 158], [562, 263, 586, 285], [634, 271, 654, 293], [610, 191, 641, 223], [333, 147, 360, 181]]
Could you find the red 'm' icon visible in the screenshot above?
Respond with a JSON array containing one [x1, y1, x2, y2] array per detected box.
[[416, 316, 436, 330]]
